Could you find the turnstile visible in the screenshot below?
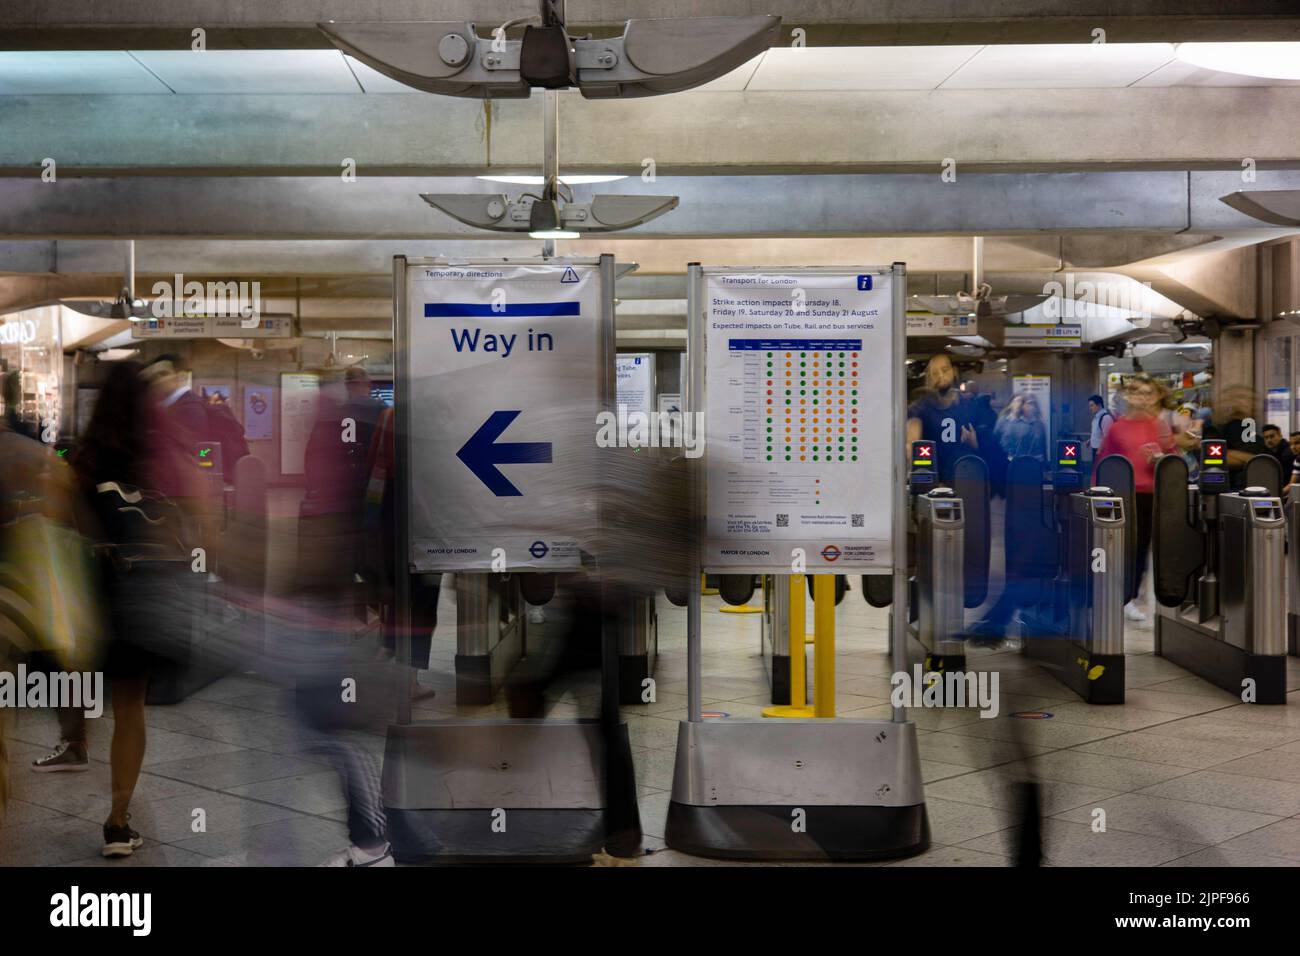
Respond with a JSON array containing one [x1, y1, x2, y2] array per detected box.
[[914, 488, 967, 670], [1002, 445, 1132, 704], [861, 448, 990, 686], [455, 572, 528, 705], [1286, 485, 1300, 658], [1153, 449, 1288, 703]]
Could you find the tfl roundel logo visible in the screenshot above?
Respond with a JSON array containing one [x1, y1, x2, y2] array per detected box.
[[529, 540, 550, 559], [820, 545, 841, 562]]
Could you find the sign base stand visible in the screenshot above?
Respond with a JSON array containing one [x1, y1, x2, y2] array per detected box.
[[664, 719, 929, 860], [382, 718, 637, 863]]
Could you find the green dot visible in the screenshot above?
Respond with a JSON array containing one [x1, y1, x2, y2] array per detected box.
[[800, 389, 805, 395], [838, 455, 844, 461], [800, 362, 806, 368], [767, 417, 772, 423], [813, 399, 819, 405], [767, 352, 772, 358], [767, 455, 772, 461], [852, 399, 858, 405], [800, 352, 806, 358], [813, 456, 819, 461], [786, 389, 791, 395], [852, 455, 858, 461], [786, 455, 791, 461]]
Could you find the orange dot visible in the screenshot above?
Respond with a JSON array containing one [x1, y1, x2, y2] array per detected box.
[[786, 353, 792, 358], [800, 455, 806, 462], [800, 427, 806, 433]]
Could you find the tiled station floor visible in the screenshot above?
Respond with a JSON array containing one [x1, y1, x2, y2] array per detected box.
[[3, 580, 1299, 867]]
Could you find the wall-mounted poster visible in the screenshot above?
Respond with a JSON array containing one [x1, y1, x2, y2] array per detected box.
[[244, 385, 274, 441], [279, 372, 320, 474], [197, 382, 233, 409]]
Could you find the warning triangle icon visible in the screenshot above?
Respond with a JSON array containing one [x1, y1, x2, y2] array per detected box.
[[560, 266, 579, 283]]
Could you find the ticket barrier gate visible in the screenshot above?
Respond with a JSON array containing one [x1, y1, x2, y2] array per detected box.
[[1002, 446, 1132, 704], [861, 447, 991, 686], [1153, 449, 1288, 703], [618, 588, 659, 704], [1285, 485, 1300, 658], [454, 572, 531, 705]]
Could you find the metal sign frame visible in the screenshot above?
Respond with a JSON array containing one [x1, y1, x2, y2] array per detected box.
[[391, 254, 616, 723], [685, 262, 909, 724]]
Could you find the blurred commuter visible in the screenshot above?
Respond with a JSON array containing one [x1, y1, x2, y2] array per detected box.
[[204, 391, 250, 482], [906, 355, 979, 482], [1155, 382, 1201, 472], [1094, 375, 1175, 628], [2, 370, 38, 441], [0, 401, 71, 807], [367, 405, 441, 672], [140, 355, 220, 557], [995, 393, 1047, 462], [1087, 394, 1114, 462], [286, 373, 397, 866], [341, 367, 385, 499], [963, 381, 1003, 496], [69, 360, 207, 857], [1202, 385, 1266, 491]]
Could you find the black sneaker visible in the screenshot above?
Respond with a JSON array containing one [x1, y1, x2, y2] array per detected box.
[[32, 741, 89, 773], [102, 817, 144, 859]]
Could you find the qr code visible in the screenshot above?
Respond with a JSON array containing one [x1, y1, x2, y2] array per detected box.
[[851, 514, 864, 527], [776, 514, 789, 527]]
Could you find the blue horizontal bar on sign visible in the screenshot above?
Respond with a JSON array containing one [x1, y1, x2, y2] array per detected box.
[[424, 302, 582, 317], [728, 339, 864, 351]]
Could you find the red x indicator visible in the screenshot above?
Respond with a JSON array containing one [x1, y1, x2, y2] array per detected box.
[[918, 445, 932, 458], [1208, 443, 1224, 457], [1064, 444, 1077, 458]]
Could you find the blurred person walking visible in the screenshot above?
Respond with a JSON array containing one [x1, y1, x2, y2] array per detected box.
[[1094, 375, 1175, 628], [995, 393, 1048, 462]]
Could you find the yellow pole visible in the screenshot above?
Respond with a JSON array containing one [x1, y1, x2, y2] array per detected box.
[[813, 574, 835, 718], [790, 574, 806, 709], [761, 574, 814, 718]]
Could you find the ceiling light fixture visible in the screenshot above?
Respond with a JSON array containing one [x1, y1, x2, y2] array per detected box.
[[1175, 42, 1300, 81]]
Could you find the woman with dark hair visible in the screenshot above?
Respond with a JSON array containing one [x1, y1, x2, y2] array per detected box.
[[70, 360, 200, 857]]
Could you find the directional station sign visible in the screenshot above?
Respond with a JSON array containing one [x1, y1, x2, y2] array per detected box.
[[400, 258, 606, 571]]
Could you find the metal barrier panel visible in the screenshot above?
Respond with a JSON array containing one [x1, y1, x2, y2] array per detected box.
[[1244, 454, 1283, 496], [952, 454, 989, 609], [1151, 455, 1201, 608], [1095, 454, 1137, 603], [915, 491, 965, 655]]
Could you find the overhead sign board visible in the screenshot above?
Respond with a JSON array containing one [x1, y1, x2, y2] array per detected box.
[[1004, 323, 1082, 348], [133, 314, 293, 339], [906, 313, 979, 336], [696, 267, 900, 573], [398, 257, 607, 572]]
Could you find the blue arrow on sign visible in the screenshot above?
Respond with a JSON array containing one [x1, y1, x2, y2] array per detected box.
[[456, 410, 552, 496]]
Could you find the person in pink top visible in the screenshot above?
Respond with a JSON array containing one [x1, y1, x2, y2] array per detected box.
[[1094, 374, 1174, 627]]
